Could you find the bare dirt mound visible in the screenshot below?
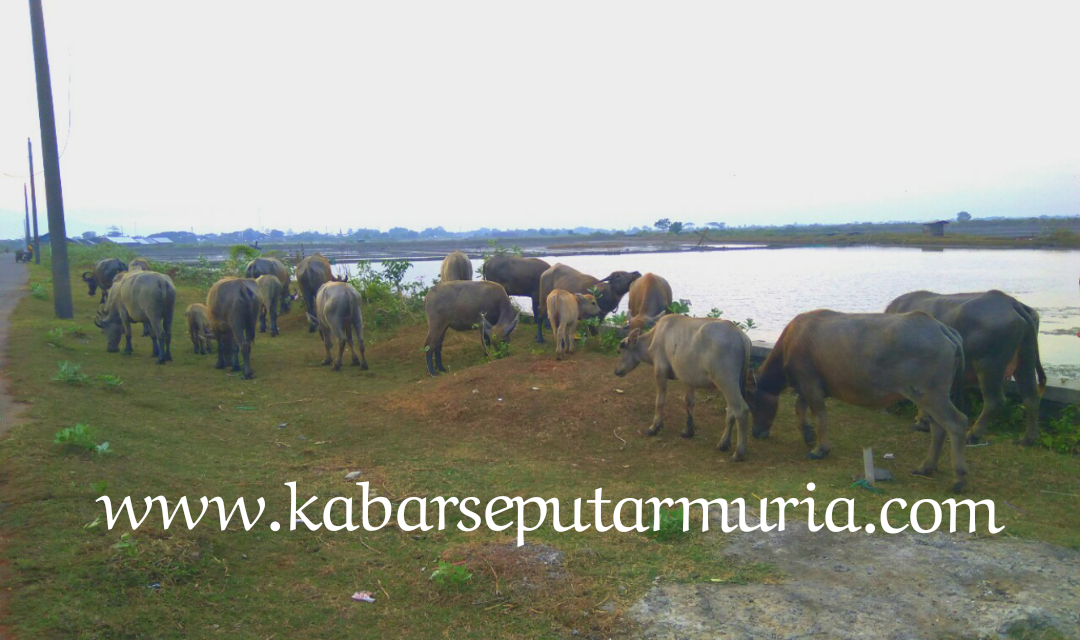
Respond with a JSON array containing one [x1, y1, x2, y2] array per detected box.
[[631, 510, 1080, 640]]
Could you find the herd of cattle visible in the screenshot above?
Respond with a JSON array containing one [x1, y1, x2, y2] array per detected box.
[[80, 250, 1047, 492]]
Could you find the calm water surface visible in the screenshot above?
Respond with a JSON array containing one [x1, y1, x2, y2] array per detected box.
[[335, 247, 1079, 380]]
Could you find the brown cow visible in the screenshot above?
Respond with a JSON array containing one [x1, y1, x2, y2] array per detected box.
[[423, 280, 519, 375], [626, 273, 673, 332], [536, 264, 640, 343], [312, 281, 368, 371], [439, 251, 473, 282], [207, 277, 259, 379], [295, 254, 344, 332], [255, 274, 283, 337], [885, 290, 1046, 444], [546, 289, 601, 360], [750, 310, 969, 492], [185, 303, 215, 355], [95, 271, 175, 364], [614, 315, 753, 461], [245, 257, 292, 314], [481, 254, 551, 321]]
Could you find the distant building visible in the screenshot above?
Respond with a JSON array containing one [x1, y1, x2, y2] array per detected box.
[[100, 236, 142, 246], [922, 220, 950, 237]]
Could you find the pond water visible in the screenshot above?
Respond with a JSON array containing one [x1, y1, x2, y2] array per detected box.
[[334, 247, 1079, 380]]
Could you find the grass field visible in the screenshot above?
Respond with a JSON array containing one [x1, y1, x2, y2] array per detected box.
[[1, 261, 1078, 639]]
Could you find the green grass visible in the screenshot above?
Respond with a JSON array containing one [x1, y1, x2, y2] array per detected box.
[[1, 261, 1078, 638]]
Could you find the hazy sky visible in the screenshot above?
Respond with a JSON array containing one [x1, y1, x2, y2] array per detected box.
[[1, 1, 1078, 239]]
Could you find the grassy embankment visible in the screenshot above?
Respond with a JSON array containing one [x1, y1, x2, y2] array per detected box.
[[1, 253, 1078, 639]]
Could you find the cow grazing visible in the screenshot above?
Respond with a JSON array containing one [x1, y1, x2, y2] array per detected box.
[[751, 310, 970, 492], [82, 258, 128, 303], [185, 303, 215, 355], [614, 316, 753, 461], [255, 275, 283, 337], [245, 257, 292, 314], [536, 264, 640, 342], [481, 254, 551, 321], [207, 277, 260, 379], [440, 251, 473, 282], [886, 290, 1046, 444], [546, 289, 600, 360], [626, 273, 673, 332], [311, 281, 368, 371], [423, 280, 519, 376], [296, 254, 341, 332], [95, 271, 175, 364]]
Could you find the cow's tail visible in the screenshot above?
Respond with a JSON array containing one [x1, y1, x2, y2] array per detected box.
[[941, 323, 966, 414], [1012, 301, 1046, 393]]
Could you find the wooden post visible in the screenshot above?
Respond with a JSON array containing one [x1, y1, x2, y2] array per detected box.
[[28, 138, 40, 264], [28, 0, 73, 318], [863, 447, 875, 486]]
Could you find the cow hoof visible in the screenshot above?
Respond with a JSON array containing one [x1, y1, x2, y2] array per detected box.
[[320, 359, 331, 366], [910, 467, 935, 478], [912, 422, 931, 433], [122, 350, 133, 356], [332, 364, 341, 372], [360, 361, 369, 371], [646, 426, 661, 437], [243, 372, 254, 380], [965, 434, 984, 446], [680, 430, 694, 439], [806, 449, 829, 460], [731, 452, 745, 463], [717, 441, 730, 452], [156, 360, 166, 365], [215, 363, 226, 370], [951, 479, 967, 493], [437, 366, 448, 373], [107, 346, 119, 353], [752, 430, 770, 440]]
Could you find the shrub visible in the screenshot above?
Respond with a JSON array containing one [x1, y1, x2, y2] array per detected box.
[[350, 260, 430, 330], [97, 374, 124, 389], [430, 560, 472, 587], [161, 256, 226, 289], [54, 423, 110, 455], [52, 361, 88, 384], [29, 283, 48, 300], [1041, 405, 1080, 455], [667, 299, 692, 315], [649, 508, 688, 542]]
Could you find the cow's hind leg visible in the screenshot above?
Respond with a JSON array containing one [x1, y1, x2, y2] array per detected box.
[[333, 326, 347, 371], [215, 333, 230, 370], [1014, 360, 1042, 446], [320, 326, 333, 366], [269, 302, 279, 337], [352, 314, 368, 369], [646, 370, 669, 436], [714, 375, 751, 462], [681, 387, 696, 438], [259, 306, 267, 333], [966, 358, 1007, 444], [912, 395, 968, 493]]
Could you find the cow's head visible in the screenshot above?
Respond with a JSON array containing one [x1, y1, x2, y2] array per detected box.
[[82, 272, 97, 297], [744, 370, 777, 438], [576, 294, 601, 318], [598, 271, 641, 296], [614, 328, 646, 377], [94, 306, 123, 352]]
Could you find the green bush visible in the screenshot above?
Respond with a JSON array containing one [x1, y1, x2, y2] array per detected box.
[[54, 423, 110, 455], [160, 256, 226, 289], [52, 361, 88, 384], [29, 283, 48, 300], [1041, 405, 1080, 455], [430, 560, 472, 588], [350, 260, 430, 330], [649, 508, 688, 542]]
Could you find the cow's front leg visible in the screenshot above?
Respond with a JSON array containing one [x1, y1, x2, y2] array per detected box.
[[646, 371, 668, 436], [682, 387, 696, 438], [795, 396, 815, 448], [122, 319, 134, 355], [806, 401, 831, 459]]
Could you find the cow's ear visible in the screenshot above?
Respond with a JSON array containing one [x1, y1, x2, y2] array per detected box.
[[574, 293, 587, 305], [627, 328, 641, 347]]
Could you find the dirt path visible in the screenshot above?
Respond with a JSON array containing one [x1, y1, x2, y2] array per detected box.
[[0, 252, 28, 640], [630, 506, 1080, 639], [0, 252, 29, 438]]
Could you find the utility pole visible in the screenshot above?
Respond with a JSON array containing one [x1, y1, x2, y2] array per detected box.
[[28, 138, 40, 263], [28, 0, 73, 317], [24, 184, 31, 248]]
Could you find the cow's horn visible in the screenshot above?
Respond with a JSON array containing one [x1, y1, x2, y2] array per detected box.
[[81, 271, 93, 281]]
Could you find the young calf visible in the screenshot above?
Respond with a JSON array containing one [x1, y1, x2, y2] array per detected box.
[[546, 289, 600, 360], [185, 303, 215, 355], [255, 274, 283, 337], [614, 315, 752, 462]]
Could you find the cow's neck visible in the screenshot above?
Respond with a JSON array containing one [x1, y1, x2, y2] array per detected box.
[[755, 348, 787, 394], [636, 330, 657, 365]]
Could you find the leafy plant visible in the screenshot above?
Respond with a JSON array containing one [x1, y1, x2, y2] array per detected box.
[[46, 327, 64, 344], [606, 311, 629, 327], [430, 560, 472, 587], [90, 481, 109, 495], [576, 317, 601, 344], [649, 508, 688, 542], [704, 308, 754, 331], [52, 361, 88, 384], [97, 374, 124, 388], [667, 299, 692, 315], [1041, 404, 1080, 455], [706, 307, 725, 319], [30, 283, 48, 300], [112, 533, 139, 558], [351, 260, 430, 330], [54, 423, 100, 452], [486, 339, 511, 361]]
